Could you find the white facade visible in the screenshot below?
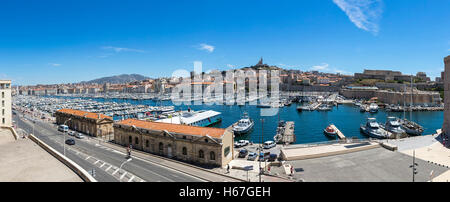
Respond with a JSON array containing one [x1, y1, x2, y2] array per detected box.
[[0, 80, 12, 127]]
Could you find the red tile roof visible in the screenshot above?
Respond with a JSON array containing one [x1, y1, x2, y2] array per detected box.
[[57, 109, 112, 120], [117, 119, 226, 138]]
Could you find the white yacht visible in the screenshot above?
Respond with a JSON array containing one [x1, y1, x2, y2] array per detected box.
[[383, 117, 406, 135], [232, 112, 254, 135], [369, 103, 379, 113], [360, 118, 392, 139]]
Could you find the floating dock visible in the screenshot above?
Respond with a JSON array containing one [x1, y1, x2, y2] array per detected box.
[[330, 124, 345, 140], [278, 121, 296, 144]]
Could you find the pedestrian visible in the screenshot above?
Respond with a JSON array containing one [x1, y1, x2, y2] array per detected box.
[[227, 164, 230, 173]]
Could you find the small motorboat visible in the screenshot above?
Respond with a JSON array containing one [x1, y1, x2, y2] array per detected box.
[[323, 125, 337, 137]]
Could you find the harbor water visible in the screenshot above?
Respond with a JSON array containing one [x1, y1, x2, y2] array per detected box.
[[64, 97, 444, 144]]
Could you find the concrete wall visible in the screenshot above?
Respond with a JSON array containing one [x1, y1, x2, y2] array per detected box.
[[443, 56, 450, 135]]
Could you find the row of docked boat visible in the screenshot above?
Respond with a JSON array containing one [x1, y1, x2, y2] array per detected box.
[[359, 103, 379, 113], [359, 117, 423, 139]]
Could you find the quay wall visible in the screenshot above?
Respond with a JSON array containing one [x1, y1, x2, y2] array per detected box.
[[340, 89, 441, 105]]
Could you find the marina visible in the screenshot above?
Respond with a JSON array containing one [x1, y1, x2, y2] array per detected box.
[[13, 94, 444, 145]]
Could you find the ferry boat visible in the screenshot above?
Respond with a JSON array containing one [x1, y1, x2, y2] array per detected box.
[[232, 112, 254, 135], [360, 118, 392, 139], [382, 117, 406, 135], [155, 110, 222, 127], [323, 125, 337, 137]]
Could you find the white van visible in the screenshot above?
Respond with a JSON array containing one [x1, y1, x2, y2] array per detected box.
[[263, 141, 276, 149], [58, 125, 69, 132]]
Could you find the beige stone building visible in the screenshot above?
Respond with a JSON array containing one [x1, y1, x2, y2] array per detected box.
[[114, 119, 234, 167], [442, 55, 450, 135], [0, 80, 12, 127], [55, 109, 114, 137]]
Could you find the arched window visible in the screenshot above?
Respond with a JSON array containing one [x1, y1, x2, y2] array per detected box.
[[159, 142, 164, 152], [210, 151, 215, 160], [199, 150, 204, 159], [135, 137, 139, 145], [128, 136, 132, 144], [182, 147, 187, 155], [146, 140, 149, 147]]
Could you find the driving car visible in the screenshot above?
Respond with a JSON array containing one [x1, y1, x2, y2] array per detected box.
[[247, 152, 257, 161], [75, 133, 84, 139], [68, 131, 76, 136], [65, 139, 75, 145]]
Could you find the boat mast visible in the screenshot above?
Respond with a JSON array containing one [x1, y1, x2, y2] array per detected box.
[[403, 84, 406, 119], [410, 75, 413, 120]]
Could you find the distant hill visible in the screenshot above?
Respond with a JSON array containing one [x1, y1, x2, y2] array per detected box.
[[80, 74, 151, 84]]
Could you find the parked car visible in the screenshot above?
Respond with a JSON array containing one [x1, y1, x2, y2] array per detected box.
[[268, 154, 278, 162], [247, 152, 257, 161], [65, 139, 75, 145], [258, 152, 265, 161], [238, 149, 248, 158], [263, 141, 276, 149], [234, 141, 242, 148], [238, 140, 250, 146], [75, 133, 84, 139], [68, 131, 76, 136]]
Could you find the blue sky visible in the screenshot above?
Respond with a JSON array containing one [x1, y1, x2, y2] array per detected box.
[[0, 0, 449, 85]]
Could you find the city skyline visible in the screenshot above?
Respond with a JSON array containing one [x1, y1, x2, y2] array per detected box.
[[0, 0, 449, 85]]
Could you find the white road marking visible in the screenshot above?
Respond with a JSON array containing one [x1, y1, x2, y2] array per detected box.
[[94, 160, 100, 164], [105, 165, 112, 172], [140, 179, 145, 182], [85, 156, 91, 160], [100, 163, 106, 168], [112, 169, 119, 175], [128, 176, 135, 182], [120, 172, 127, 180]]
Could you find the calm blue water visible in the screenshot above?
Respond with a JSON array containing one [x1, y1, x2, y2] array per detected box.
[[67, 97, 444, 144]]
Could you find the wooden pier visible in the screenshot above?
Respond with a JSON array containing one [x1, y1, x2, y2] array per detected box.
[[330, 124, 346, 140], [279, 121, 296, 144]]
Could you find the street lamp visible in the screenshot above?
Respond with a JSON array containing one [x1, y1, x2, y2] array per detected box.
[[63, 118, 72, 156], [409, 150, 418, 182]]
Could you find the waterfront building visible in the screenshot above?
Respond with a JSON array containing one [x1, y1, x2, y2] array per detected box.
[[0, 80, 12, 127], [55, 109, 114, 137], [113, 119, 234, 167], [443, 55, 450, 136]]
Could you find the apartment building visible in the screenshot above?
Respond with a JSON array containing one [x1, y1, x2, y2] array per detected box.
[[0, 80, 12, 127]]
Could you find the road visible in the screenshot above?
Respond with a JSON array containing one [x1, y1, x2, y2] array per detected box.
[[13, 112, 206, 182]]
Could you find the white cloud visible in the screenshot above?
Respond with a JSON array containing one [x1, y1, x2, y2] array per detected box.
[[49, 63, 61, 67], [198, 43, 215, 53], [226, 64, 235, 68], [101, 46, 145, 53], [311, 63, 330, 71], [332, 0, 383, 35], [310, 63, 352, 75]]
